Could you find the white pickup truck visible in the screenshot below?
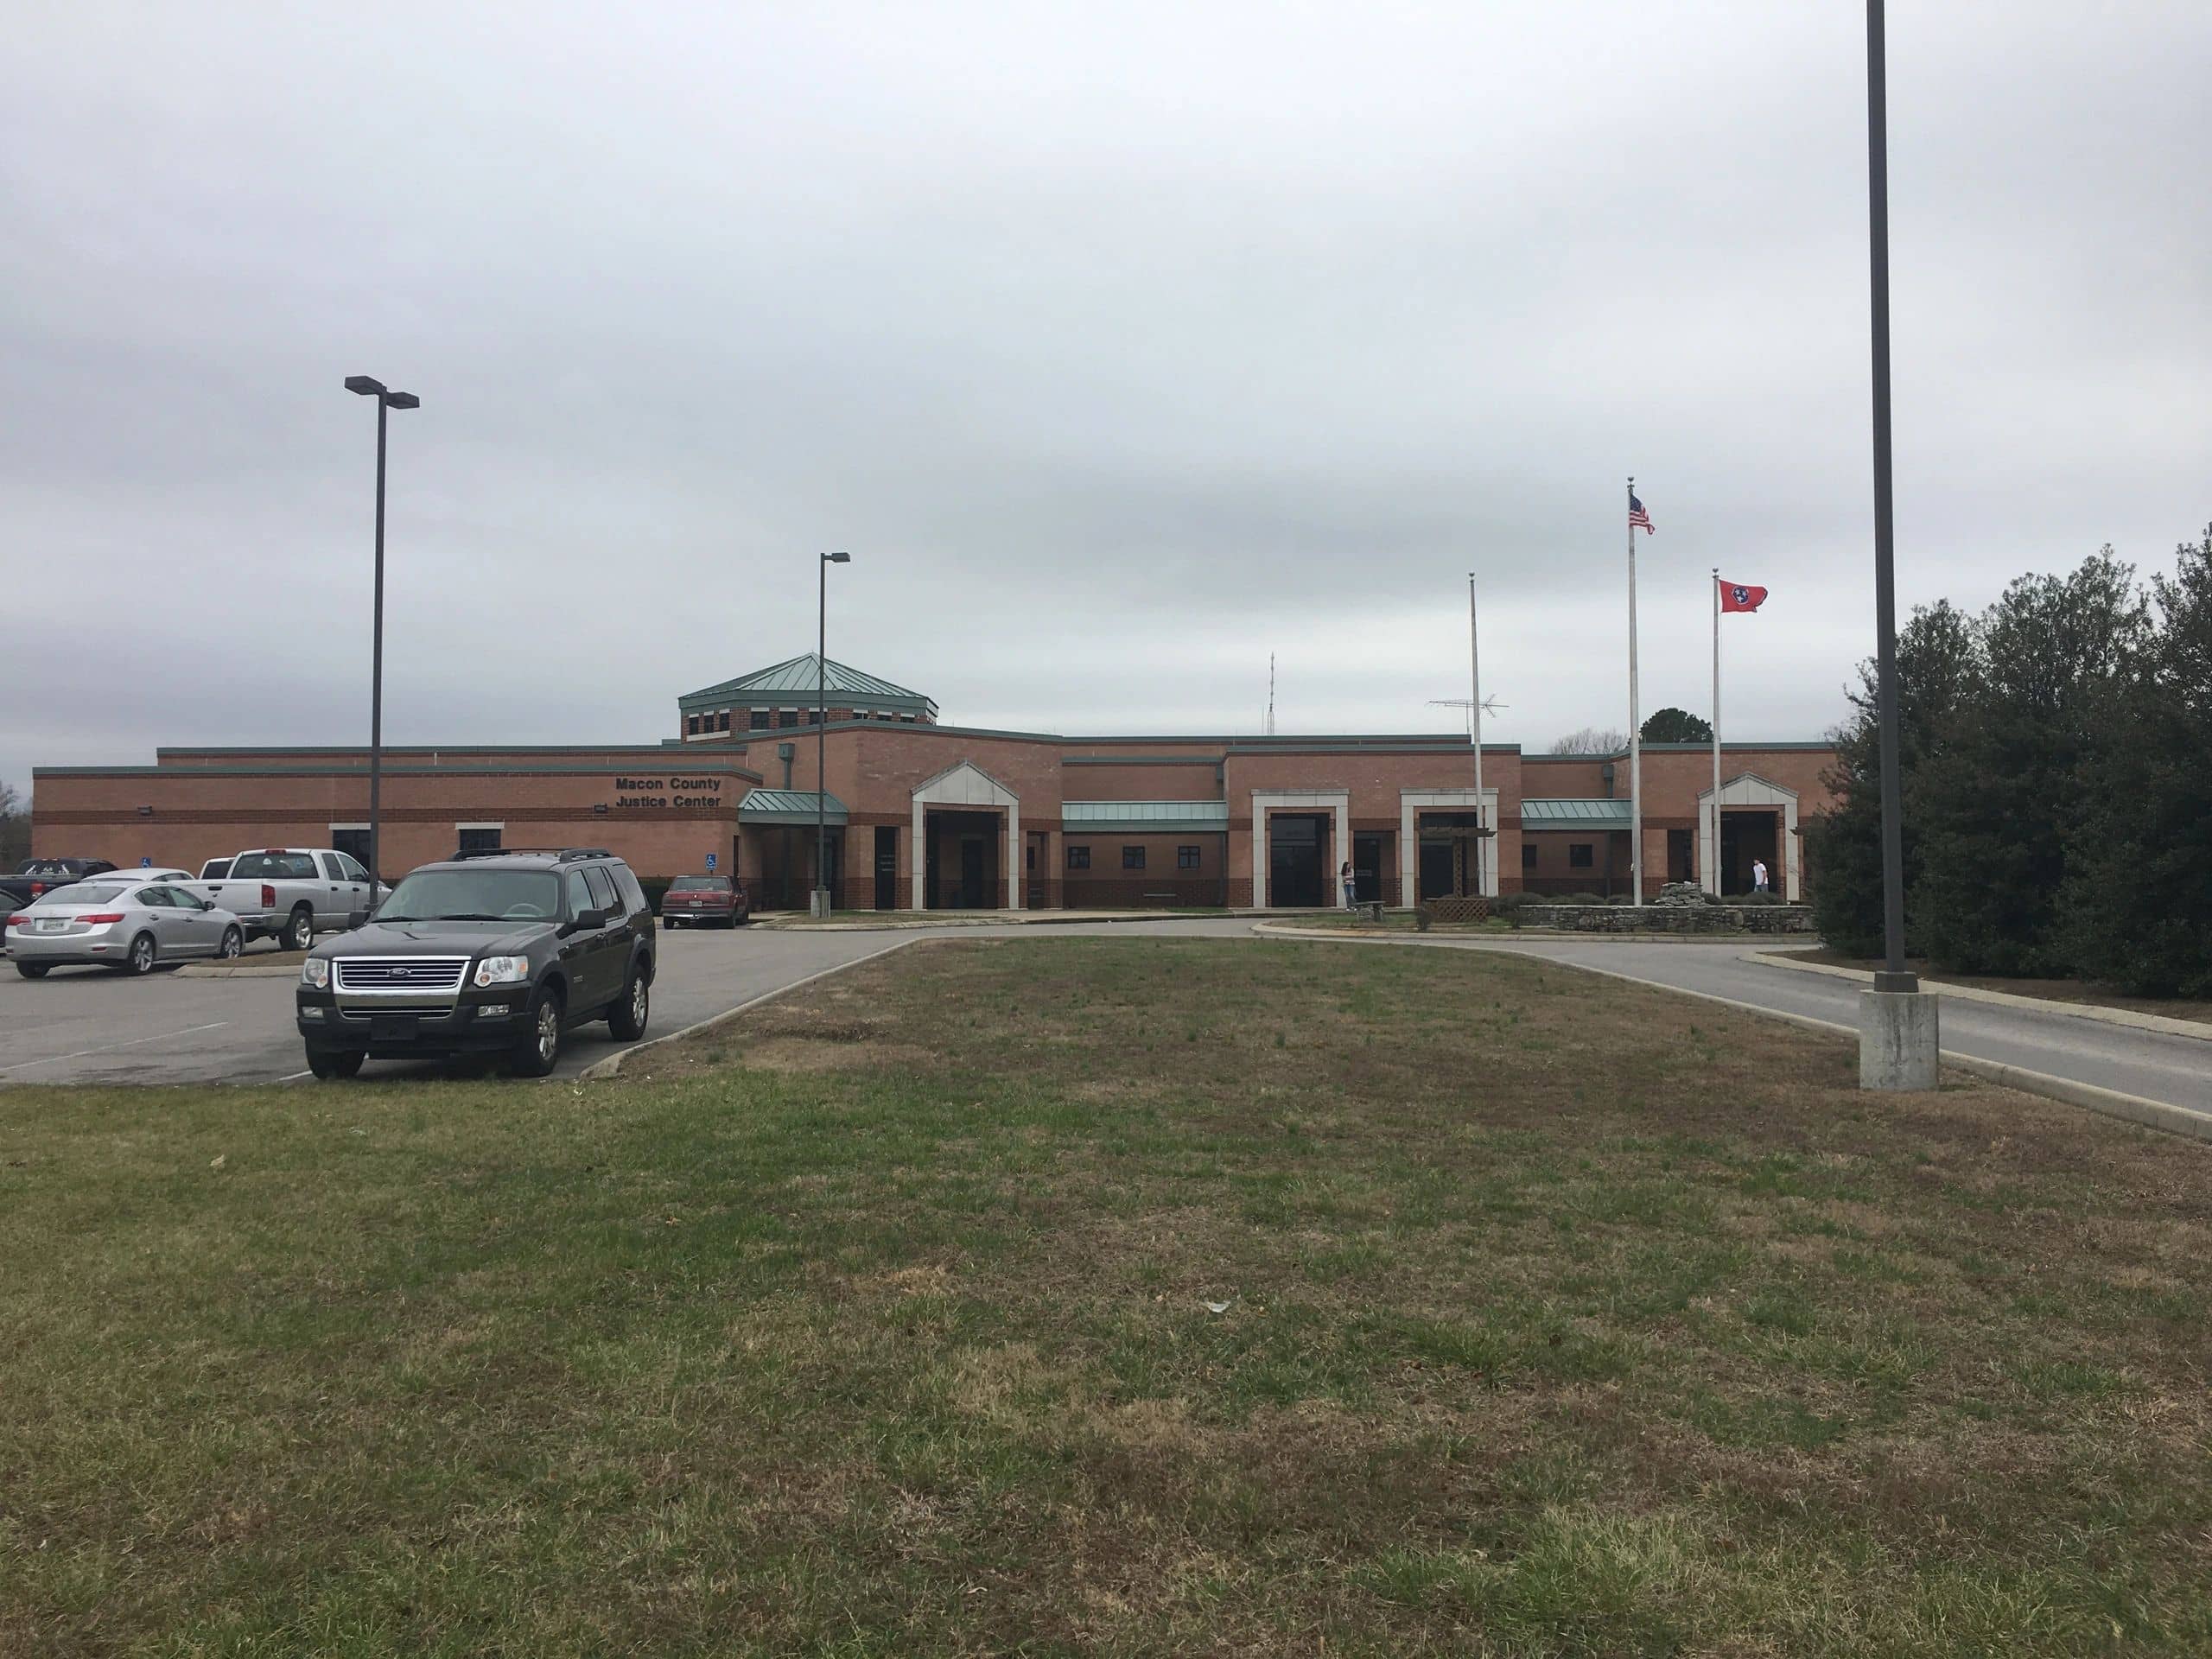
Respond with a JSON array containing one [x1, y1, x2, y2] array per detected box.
[[181, 848, 385, 950]]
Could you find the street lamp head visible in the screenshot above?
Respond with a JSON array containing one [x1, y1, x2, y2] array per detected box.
[[823, 550, 850, 564], [344, 375, 386, 397], [385, 391, 420, 410]]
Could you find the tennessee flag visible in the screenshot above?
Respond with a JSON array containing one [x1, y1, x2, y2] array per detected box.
[[1719, 579, 1768, 613]]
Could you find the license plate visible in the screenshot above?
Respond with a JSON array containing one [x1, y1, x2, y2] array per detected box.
[[38, 918, 66, 932], [689, 899, 704, 907], [370, 1015, 419, 1043]]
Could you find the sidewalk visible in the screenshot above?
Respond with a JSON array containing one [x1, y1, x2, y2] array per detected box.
[[755, 908, 1255, 933]]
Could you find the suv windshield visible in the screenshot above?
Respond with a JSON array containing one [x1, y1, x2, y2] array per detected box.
[[230, 852, 320, 880], [33, 884, 127, 907], [668, 877, 729, 892], [375, 868, 562, 923]]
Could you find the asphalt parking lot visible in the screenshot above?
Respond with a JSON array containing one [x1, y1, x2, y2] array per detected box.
[[0, 925, 931, 1085]]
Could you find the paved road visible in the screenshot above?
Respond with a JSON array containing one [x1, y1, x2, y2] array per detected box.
[[1353, 935, 2212, 1116], [5, 921, 2206, 1116]]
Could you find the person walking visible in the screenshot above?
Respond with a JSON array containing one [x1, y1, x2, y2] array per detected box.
[[1340, 860, 1357, 909], [1751, 857, 1770, 893]]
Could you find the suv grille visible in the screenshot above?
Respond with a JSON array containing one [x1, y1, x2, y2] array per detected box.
[[334, 957, 471, 994]]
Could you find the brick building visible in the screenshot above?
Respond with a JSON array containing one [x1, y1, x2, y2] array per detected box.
[[31, 656, 1837, 909]]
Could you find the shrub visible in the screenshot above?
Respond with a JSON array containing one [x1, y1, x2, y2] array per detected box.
[[1567, 892, 1607, 906], [1735, 889, 1787, 906]]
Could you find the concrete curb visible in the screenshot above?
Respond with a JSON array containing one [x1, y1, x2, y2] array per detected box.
[[1250, 923, 1764, 946], [578, 936, 929, 1081], [756, 912, 1262, 934], [1248, 928, 2212, 1147], [176, 963, 302, 979], [1752, 951, 2212, 1045]]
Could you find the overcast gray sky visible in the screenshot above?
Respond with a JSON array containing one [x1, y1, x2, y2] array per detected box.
[[3, 3, 2206, 792]]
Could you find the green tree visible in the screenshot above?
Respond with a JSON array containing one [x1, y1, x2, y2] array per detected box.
[[1639, 707, 1713, 743], [2060, 527, 2212, 994], [1912, 551, 2147, 976], [1805, 601, 1980, 957], [0, 781, 28, 867]]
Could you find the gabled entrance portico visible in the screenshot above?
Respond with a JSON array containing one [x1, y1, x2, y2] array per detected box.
[[911, 760, 1021, 911], [1699, 772, 1800, 899]]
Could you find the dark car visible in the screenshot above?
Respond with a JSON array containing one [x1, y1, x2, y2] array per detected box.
[[296, 848, 656, 1080], [658, 874, 748, 929], [1, 857, 119, 916]]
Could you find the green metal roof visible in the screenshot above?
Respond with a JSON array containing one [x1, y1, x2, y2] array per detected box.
[[681, 655, 937, 717], [1062, 800, 1230, 833], [1519, 798, 1634, 830], [737, 788, 848, 824]]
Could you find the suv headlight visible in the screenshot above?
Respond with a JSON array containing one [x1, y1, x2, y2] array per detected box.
[[301, 958, 329, 989], [474, 955, 530, 987]]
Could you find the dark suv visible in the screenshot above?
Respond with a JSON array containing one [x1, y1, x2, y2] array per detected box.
[[296, 848, 657, 1079]]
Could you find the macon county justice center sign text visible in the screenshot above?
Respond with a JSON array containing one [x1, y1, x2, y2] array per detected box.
[[613, 776, 725, 810]]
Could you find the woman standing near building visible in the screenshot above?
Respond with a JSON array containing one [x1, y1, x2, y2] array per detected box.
[[1341, 860, 1357, 909]]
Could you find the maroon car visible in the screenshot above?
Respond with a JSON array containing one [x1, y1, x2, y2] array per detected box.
[[659, 874, 748, 928]]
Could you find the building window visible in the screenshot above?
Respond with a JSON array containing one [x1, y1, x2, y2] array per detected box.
[[749, 709, 770, 730], [330, 826, 371, 865], [1122, 846, 1146, 870], [457, 826, 502, 854], [717, 710, 731, 733], [1522, 843, 1537, 870], [1066, 845, 1090, 870], [685, 715, 699, 735], [1178, 845, 1201, 870], [1569, 843, 1594, 869], [779, 710, 798, 728]]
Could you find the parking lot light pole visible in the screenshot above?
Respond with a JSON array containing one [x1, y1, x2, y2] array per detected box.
[[343, 376, 418, 897], [814, 551, 850, 918], [1857, 0, 1937, 1089]]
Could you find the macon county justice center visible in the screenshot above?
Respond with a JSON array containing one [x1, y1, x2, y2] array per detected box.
[[31, 655, 1836, 911]]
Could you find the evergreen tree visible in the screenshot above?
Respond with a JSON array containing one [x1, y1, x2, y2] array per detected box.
[[1640, 707, 1714, 743], [1806, 601, 1979, 956], [2061, 528, 2212, 993], [1912, 552, 2146, 976]]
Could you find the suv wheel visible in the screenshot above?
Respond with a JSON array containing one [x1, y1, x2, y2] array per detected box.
[[512, 984, 563, 1077], [307, 1048, 365, 1080], [282, 906, 315, 953], [607, 962, 650, 1040]]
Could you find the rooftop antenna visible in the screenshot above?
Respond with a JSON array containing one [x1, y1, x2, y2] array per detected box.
[[1266, 653, 1276, 736]]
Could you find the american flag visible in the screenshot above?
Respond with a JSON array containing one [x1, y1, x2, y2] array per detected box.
[[1628, 493, 1654, 534]]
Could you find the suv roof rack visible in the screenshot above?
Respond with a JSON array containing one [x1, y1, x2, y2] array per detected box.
[[447, 846, 616, 862]]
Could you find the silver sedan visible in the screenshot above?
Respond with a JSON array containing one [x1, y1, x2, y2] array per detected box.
[[5, 880, 246, 979]]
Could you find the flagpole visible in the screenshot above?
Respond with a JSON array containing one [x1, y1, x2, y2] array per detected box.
[[1711, 568, 1722, 895], [1469, 572, 1485, 898], [1627, 475, 1643, 905]]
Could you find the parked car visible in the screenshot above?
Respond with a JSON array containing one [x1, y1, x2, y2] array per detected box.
[[1, 857, 118, 916], [7, 879, 245, 978], [181, 848, 383, 950], [199, 857, 232, 880], [296, 847, 656, 1079], [659, 874, 749, 928]]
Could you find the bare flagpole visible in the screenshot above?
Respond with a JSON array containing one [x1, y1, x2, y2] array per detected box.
[[1711, 568, 1722, 894], [1469, 573, 1485, 897], [1627, 475, 1643, 905]]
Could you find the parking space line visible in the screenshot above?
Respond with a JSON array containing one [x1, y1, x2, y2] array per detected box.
[[2, 1021, 232, 1074]]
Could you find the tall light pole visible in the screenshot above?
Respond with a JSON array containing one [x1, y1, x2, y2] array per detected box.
[[813, 550, 850, 918], [343, 375, 418, 896], [1859, 0, 1937, 1089], [1469, 574, 1488, 899]]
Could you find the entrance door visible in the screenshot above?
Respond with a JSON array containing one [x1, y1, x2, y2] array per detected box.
[[1667, 829, 1693, 883], [1719, 810, 1778, 895], [959, 838, 987, 908], [874, 826, 898, 911], [1418, 842, 1453, 901], [1352, 834, 1383, 905], [1268, 814, 1325, 907]]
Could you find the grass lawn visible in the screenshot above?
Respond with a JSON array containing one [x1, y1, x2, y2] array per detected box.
[[1771, 948, 2212, 1027], [5, 939, 2210, 1655]]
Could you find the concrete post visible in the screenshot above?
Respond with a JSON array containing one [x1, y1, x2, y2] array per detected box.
[[1859, 990, 1939, 1090]]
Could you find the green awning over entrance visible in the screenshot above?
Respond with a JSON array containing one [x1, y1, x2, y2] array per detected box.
[[739, 789, 848, 824], [1520, 798, 1634, 831]]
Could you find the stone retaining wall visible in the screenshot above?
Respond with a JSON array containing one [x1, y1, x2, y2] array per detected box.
[[1515, 904, 1815, 934]]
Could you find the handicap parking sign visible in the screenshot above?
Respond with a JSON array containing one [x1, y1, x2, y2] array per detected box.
[[704, 852, 716, 872], [140, 856, 152, 867]]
